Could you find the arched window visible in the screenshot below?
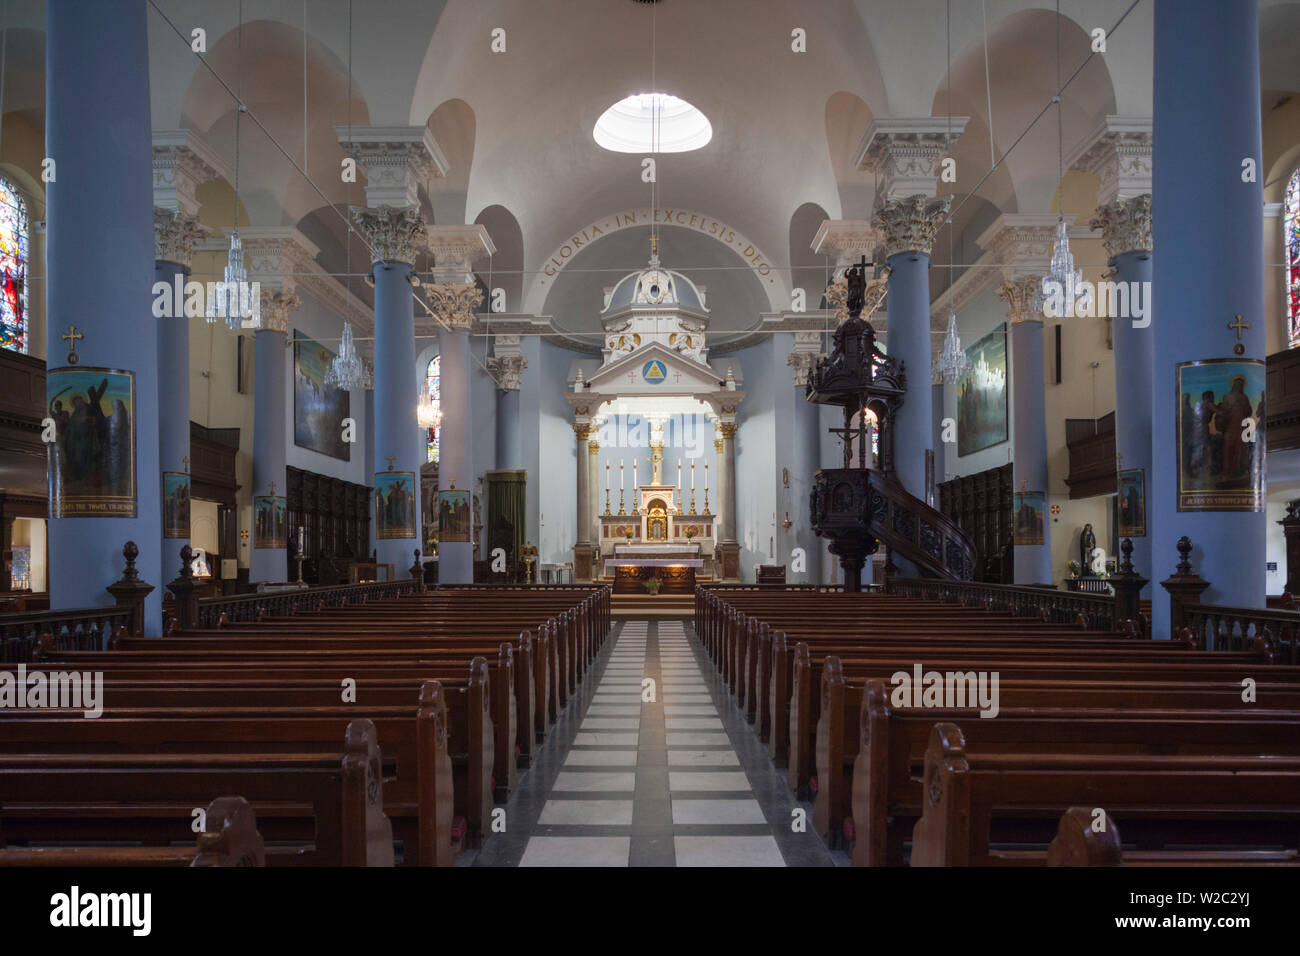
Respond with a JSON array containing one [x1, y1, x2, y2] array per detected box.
[[0, 177, 29, 354], [1287, 167, 1300, 347], [425, 355, 441, 463]]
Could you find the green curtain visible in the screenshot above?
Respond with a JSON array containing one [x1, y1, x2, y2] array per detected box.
[[486, 470, 527, 581]]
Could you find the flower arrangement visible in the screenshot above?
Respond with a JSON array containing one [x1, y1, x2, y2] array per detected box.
[[1066, 560, 1081, 579], [624, 530, 635, 542], [684, 528, 696, 541]]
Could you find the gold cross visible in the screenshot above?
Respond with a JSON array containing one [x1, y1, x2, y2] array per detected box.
[[1115, 453, 1123, 471], [1228, 314, 1251, 340], [182, 456, 190, 474], [267, 481, 277, 496], [61, 325, 84, 347], [385, 454, 397, 471], [1020, 478, 1028, 493]]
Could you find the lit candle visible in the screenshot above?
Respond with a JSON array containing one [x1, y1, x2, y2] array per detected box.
[[691, 463, 696, 489], [298, 526, 304, 552], [606, 463, 610, 490], [677, 463, 682, 489], [620, 459, 624, 492], [705, 463, 709, 490], [633, 458, 638, 488]]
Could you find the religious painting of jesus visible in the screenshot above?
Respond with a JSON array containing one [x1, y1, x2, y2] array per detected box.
[[438, 489, 471, 543], [956, 325, 1009, 457], [253, 495, 287, 549], [46, 367, 136, 517], [1175, 359, 1265, 512], [162, 471, 191, 538], [1117, 468, 1146, 537], [376, 472, 418, 540], [1013, 491, 1045, 545]]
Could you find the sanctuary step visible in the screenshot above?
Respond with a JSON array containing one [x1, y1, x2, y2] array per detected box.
[[610, 592, 694, 620]]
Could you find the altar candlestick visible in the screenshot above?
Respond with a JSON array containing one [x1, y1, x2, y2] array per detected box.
[[606, 463, 610, 490], [677, 463, 682, 489], [298, 525, 304, 553], [691, 463, 695, 489]]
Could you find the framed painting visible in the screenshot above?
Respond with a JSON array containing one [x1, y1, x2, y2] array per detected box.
[[438, 489, 471, 543], [1013, 490, 1045, 546], [293, 330, 351, 461], [1176, 359, 1265, 512], [253, 495, 287, 549], [376, 472, 418, 540], [162, 471, 191, 538], [46, 367, 136, 517], [956, 324, 1009, 457], [1117, 467, 1146, 537]]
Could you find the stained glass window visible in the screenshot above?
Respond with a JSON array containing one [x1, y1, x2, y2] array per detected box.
[[1287, 167, 1300, 347], [0, 178, 28, 354], [425, 355, 441, 464]]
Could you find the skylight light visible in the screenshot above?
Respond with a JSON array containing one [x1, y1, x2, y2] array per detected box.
[[593, 93, 712, 154]]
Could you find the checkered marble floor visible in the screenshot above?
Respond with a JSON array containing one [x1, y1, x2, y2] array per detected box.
[[473, 619, 833, 867]]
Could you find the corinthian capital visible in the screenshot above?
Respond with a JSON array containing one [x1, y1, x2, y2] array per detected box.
[[997, 275, 1045, 324], [872, 195, 950, 260], [427, 282, 483, 330], [352, 205, 428, 266], [1090, 194, 1152, 260], [153, 208, 207, 269], [486, 353, 528, 390], [257, 289, 302, 334]]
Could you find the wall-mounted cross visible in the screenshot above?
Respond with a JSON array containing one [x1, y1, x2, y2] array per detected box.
[[1019, 478, 1029, 493], [182, 456, 190, 474], [385, 454, 397, 472], [61, 325, 83, 364], [1228, 314, 1251, 341], [267, 481, 277, 496]]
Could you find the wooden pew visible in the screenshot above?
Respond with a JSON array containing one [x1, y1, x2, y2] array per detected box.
[[0, 796, 265, 867], [0, 718, 395, 866], [910, 722, 1300, 866], [843, 677, 1300, 864]]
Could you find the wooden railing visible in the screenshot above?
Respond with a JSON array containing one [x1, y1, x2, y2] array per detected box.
[[886, 576, 1120, 632], [0, 605, 132, 663], [191, 579, 423, 629], [868, 471, 977, 580], [1181, 604, 1300, 664]]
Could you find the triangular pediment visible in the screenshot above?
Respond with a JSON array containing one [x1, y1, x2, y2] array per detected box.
[[584, 342, 726, 395]]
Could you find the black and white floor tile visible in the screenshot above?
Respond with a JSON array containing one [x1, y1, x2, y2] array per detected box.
[[472, 618, 835, 867]]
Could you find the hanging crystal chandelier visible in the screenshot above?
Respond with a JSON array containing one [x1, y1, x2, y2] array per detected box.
[[205, 230, 256, 330], [937, 312, 971, 384], [1042, 215, 1084, 316], [323, 321, 365, 391], [417, 391, 442, 430]]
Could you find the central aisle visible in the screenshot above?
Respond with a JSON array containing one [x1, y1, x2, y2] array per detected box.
[[474, 619, 835, 867]]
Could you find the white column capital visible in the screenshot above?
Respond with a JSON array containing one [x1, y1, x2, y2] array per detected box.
[[787, 330, 823, 386], [856, 117, 968, 202], [1090, 193, 1152, 260], [153, 207, 207, 269], [872, 195, 950, 259], [352, 205, 428, 266], [337, 125, 448, 209], [997, 275, 1046, 324], [257, 288, 302, 334], [152, 129, 232, 216], [487, 344, 527, 390], [1066, 116, 1152, 206]]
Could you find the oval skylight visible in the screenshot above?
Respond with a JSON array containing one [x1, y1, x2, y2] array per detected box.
[[593, 93, 712, 153]]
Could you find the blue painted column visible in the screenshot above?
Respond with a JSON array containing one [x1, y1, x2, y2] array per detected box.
[[873, 196, 948, 500], [1151, 0, 1265, 637], [496, 385, 521, 468], [250, 316, 288, 583], [438, 326, 473, 582], [930, 381, 946, 501], [354, 208, 425, 580], [46, 0, 162, 630], [1095, 196, 1154, 592], [1002, 277, 1053, 585], [153, 219, 200, 574]]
